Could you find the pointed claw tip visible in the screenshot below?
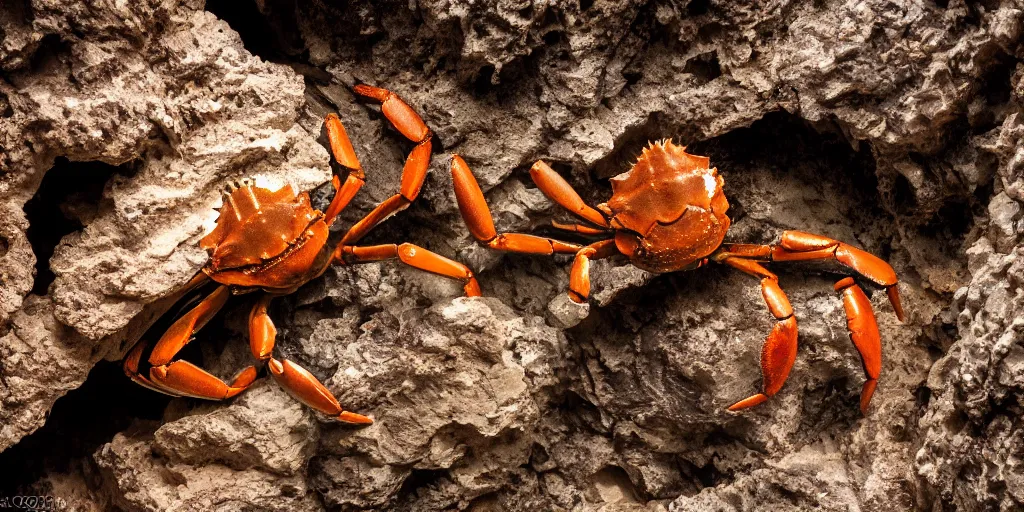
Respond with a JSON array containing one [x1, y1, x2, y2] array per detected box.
[[338, 411, 374, 425], [727, 394, 769, 411], [859, 380, 877, 414], [464, 279, 482, 297], [450, 154, 467, 169], [886, 285, 905, 322]]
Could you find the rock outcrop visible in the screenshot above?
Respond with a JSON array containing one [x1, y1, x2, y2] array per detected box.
[[2, 0, 1022, 510]]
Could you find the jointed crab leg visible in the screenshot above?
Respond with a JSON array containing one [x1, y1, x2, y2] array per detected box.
[[529, 160, 611, 229], [351, 84, 431, 143], [341, 85, 433, 245], [250, 295, 373, 424], [568, 239, 621, 303], [124, 285, 258, 400], [334, 243, 482, 296], [834, 277, 882, 413], [719, 231, 903, 321], [450, 155, 584, 254], [323, 113, 365, 225], [551, 221, 611, 235], [716, 257, 799, 411], [715, 231, 891, 412]]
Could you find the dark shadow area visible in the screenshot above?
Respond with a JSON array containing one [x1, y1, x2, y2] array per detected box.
[[683, 51, 722, 84], [205, 0, 305, 63], [22, 158, 132, 296], [393, 467, 452, 508], [0, 360, 172, 497], [0, 280, 252, 499]]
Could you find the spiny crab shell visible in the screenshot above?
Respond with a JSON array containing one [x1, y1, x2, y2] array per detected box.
[[604, 140, 731, 273], [199, 181, 329, 291]]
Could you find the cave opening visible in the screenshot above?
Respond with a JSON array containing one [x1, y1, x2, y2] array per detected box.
[[22, 158, 132, 296]]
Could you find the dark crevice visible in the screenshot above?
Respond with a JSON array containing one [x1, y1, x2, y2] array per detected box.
[[27, 34, 71, 73], [679, 458, 723, 488], [542, 29, 563, 46], [473, 64, 497, 95], [687, 0, 711, 16], [971, 50, 1017, 129], [891, 172, 918, 217], [0, 0, 34, 43], [205, 0, 305, 63], [0, 361, 172, 497], [396, 468, 451, 500], [920, 199, 973, 241], [22, 158, 131, 296], [683, 51, 721, 84], [0, 90, 13, 118]]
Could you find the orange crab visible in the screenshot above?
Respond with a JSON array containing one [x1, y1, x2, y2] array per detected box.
[[124, 85, 480, 424], [450, 141, 904, 413]]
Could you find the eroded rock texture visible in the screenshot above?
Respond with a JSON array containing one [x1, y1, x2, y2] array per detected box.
[[0, 0, 1021, 510]]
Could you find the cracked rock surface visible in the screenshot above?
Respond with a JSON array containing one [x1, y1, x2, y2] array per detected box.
[[1, 0, 1022, 510]]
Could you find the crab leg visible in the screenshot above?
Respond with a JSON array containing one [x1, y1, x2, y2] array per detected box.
[[323, 113, 366, 225], [352, 84, 430, 143], [450, 155, 586, 255], [716, 238, 889, 413], [334, 243, 482, 296], [251, 295, 373, 425], [719, 231, 903, 321], [551, 221, 611, 235], [717, 258, 799, 411], [529, 160, 611, 228], [341, 85, 433, 245], [124, 285, 258, 400], [568, 239, 621, 303], [834, 277, 882, 413]]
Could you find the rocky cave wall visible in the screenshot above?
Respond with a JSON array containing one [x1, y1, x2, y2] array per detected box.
[[1, 0, 1023, 510]]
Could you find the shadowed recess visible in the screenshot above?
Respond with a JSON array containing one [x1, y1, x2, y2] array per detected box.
[[0, 361, 172, 497], [22, 158, 132, 296]]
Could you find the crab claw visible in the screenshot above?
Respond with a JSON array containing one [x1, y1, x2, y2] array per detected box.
[[269, 358, 373, 425], [771, 231, 905, 321], [835, 277, 882, 414]]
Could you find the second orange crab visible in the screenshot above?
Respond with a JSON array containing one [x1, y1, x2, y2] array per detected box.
[[450, 141, 904, 413]]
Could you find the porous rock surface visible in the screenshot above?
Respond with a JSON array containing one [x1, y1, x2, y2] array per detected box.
[[0, 0, 1022, 510]]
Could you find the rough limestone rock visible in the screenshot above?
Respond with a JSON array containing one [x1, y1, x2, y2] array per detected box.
[[0, 0, 328, 453], [1, 0, 1023, 511]]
